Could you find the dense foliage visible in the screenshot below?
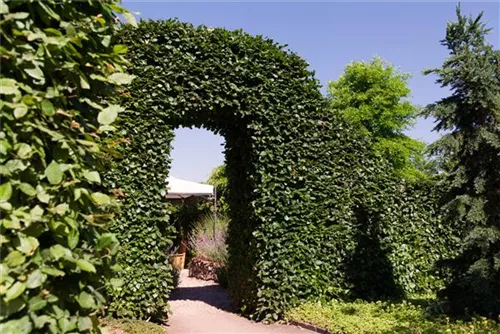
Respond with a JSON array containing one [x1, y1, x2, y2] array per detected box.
[[0, 1, 132, 333], [328, 58, 428, 182], [114, 19, 457, 321], [286, 299, 500, 334], [424, 6, 500, 317]]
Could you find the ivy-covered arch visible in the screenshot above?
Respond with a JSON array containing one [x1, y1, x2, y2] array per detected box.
[[106, 19, 453, 321]]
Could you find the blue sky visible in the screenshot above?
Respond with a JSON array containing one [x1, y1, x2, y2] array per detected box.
[[123, 1, 499, 182]]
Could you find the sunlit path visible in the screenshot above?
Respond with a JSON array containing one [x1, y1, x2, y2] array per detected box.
[[167, 270, 313, 334]]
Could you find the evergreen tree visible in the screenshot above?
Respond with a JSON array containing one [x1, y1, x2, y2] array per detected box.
[[424, 6, 500, 316]]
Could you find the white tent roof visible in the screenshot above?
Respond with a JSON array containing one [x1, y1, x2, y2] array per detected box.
[[165, 176, 214, 199]]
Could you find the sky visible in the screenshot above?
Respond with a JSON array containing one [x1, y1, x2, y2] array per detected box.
[[123, 0, 499, 182]]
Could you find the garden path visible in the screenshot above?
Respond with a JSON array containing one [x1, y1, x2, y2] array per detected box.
[[167, 270, 314, 334]]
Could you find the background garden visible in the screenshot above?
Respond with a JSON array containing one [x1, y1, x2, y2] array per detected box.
[[0, 1, 499, 333]]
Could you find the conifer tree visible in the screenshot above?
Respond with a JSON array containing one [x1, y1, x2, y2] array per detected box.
[[424, 6, 500, 316]]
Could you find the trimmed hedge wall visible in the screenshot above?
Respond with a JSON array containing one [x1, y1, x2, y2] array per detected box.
[[112, 19, 457, 321], [0, 1, 132, 333]]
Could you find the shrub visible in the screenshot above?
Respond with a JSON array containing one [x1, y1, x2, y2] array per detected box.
[[190, 213, 229, 265], [0, 1, 133, 333], [286, 299, 500, 334], [101, 318, 166, 334]]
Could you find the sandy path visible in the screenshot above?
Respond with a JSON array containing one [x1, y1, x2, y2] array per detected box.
[[166, 270, 314, 334]]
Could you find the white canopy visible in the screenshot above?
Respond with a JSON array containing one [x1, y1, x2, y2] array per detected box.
[[165, 176, 214, 199]]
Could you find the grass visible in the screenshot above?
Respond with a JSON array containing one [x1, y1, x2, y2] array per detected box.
[[285, 298, 500, 334], [101, 318, 166, 334]]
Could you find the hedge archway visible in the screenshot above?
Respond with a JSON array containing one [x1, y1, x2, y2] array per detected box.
[[105, 19, 455, 321]]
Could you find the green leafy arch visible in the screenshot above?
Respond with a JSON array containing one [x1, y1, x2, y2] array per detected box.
[[106, 19, 454, 321]]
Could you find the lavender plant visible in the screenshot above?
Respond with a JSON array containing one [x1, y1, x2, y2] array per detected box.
[[189, 214, 229, 264]]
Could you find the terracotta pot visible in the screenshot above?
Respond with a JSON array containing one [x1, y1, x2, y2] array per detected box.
[[170, 253, 185, 271]]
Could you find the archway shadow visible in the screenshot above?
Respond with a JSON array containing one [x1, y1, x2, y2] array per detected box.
[[169, 274, 237, 312]]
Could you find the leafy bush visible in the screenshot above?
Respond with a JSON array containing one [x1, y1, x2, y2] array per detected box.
[[101, 318, 166, 334], [0, 1, 133, 333], [190, 213, 229, 265], [286, 299, 500, 334]]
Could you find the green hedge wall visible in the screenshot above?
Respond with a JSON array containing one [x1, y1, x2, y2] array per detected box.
[[0, 1, 132, 333], [114, 19, 457, 322]]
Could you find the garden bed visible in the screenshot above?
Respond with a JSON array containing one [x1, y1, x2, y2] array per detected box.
[[285, 299, 500, 334]]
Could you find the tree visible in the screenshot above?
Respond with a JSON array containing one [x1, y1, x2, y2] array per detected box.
[[206, 164, 229, 214], [424, 5, 500, 316], [328, 57, 428, 182]]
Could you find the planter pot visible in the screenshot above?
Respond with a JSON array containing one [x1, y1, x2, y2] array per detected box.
[[170, 253, 185, 271]]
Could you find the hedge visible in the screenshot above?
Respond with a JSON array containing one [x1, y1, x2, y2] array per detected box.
[[112, 19, 458, 321], [0, 1, 133, 333]]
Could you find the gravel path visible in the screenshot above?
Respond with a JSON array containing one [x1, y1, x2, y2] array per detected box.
[[167, 270, 314, 334]]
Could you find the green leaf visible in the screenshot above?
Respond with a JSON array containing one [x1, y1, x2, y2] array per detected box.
[[0, 140, 12, 155], [97, 233, 119, 250], [77, 317, 92, 331], [110, 278, 124, 289], [98, 125, 116, 133], [30, 205, 44, 221], [0, 297, 25, 318], [5, 282, 26, 301], [41, 267, 66, 276], [113, 44, 128, 54], [76, 259, 96, 273], [18, 183, 37, 196], [80, 72, 90, 89], [45, 161, 63, 185], [38, 1, 60, 21], [16, 235, 39, 254], [36, 186, 51, 204], [41, 99, 55, 116], [78, 291, 96, 309], [5, 251, 25, 267], [0, 316, 33, 334], [0, 0, 9, 15], [0, 78, 19, 95], [53, 203, 68, 215], [28, 295, 47, 311], [0, 182, 12, 201], [25, 66, 45, 83], [67, 229, 79, 250], [5, 12, 29, 20], [83, 171, 101, 184], [91, 192, 110, 205], [16, 143, 32, 159], [108, 72, 135, 85], [41, 267, 65, 277], [123, 12, 138, 27], [14, 105, 28, 119], [97, 104, 122, 125], [26, 270, 47, 289], [49, 244, 71, 261]]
